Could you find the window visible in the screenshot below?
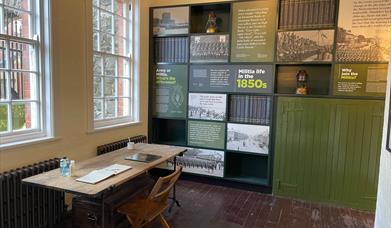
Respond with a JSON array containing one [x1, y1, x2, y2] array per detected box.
[[92, 0, 136, 129], [0, 0, 52, 145]]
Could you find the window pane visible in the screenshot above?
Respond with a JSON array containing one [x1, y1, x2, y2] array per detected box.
[[118, 78, 129, 97], [117, 97, 129, 117], [93, 8, 99, 30], [118, 57, 129, 77], [12, 102, 38, 131], [4, 0, 30, 11], [93, 54, 102, 75], [10, 72, 37, 100], [93, 0, 99, 7], [103, 55, 116, 76], [0, 103, 7, 132], [114, 16, 126, 38], [0, 40, 6, 69], [100, 0, 113, 12], [100, 33, 113, 53], [93, 32, 99, 51], [104, 98, 116, 118], [94, 99, 103, 120], [0, 71, 7, 100], [114, 0, 126, 18], [10, 41, 36, 71], [100, 12, 113, 34], [93, 76, 102, 97], [104, 77, 116, 96], [114, 36, 127, 56], [3, 8, 31, 38]]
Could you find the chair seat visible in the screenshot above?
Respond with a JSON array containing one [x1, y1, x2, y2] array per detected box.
[[118, 197, 169, 224]]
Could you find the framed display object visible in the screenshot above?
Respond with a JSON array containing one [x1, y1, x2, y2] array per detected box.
[[188, 93, 227, 121], [153, 6, 189, 36], [226, 123, 269, 155], [167, 148, 225, 177]]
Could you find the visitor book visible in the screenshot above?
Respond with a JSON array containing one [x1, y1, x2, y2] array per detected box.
[[76, 164, 131, 184]]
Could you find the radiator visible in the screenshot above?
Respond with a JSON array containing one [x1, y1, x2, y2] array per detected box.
[[97, 135, 147, 155], [0, 158, 66, 228]]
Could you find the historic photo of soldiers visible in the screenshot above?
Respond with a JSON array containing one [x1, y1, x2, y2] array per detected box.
[[227, 123, 269, 155], [277, 30, 334, 62], [188, 93, 226, 121], [190, 35, 229, 63], [167, 148, 224, 177], [336, 0, 391, 62], [153, 7, 189, 36]]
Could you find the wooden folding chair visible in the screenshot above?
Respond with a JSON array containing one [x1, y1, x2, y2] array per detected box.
[[117, 166, 183, 228]]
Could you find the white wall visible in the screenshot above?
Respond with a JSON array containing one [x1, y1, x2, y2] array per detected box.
[[0, 0, 150, 172], [375, 45, 391, 227]]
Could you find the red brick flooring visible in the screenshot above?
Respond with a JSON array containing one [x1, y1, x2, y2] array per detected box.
[[149, 179, 374, 228]]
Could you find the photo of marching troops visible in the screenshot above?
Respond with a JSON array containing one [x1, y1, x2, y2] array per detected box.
[[167, 148, 224, 177], [190, 35, 230, 63], [277, 30, 334, 62], [336, 27, 390, 62]]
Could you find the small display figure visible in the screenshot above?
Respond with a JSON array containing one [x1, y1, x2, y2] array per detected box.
[[205, 11, 217, 33], [296, 70, 308, 95]]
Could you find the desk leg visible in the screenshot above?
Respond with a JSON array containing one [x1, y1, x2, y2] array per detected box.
[[169, 156, 181, 213], [101, 194, 105, 228]]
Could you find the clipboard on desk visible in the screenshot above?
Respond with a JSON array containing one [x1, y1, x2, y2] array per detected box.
[[125, 153, 162, 163]]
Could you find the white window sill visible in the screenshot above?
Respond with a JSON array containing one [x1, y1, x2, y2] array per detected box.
[[87, 121, 143, 134], [0, 136, 60, 151]]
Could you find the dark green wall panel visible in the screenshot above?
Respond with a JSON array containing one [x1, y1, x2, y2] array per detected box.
[[273, 97, 384, 211]]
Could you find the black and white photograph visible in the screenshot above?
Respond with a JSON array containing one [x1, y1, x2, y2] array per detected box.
[[227, 123, 269, 154], [190, 35, 229, 63], [277, 30, 334, 62], [167, 148, 225, 177], [153, 6, 189, 36], [336, 0, 391, 62], [188, 93, 226, 121]]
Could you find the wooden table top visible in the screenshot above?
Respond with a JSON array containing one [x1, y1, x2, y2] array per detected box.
[[22, 143, 186, 197]]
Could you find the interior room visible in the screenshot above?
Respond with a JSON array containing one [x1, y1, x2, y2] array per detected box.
[[0, 0, 390, 227]]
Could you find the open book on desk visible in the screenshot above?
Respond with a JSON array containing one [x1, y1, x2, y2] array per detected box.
[[76, 164, 132, 184]]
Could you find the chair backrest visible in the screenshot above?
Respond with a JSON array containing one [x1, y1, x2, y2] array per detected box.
[[148, 166, 183, 203]]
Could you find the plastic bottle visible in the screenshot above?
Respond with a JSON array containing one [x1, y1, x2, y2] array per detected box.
[[70, 160, 76, 177], [59, 157, 65, 176], [63, 159, 70, 177]]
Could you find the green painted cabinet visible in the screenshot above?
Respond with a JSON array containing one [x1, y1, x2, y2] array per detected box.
[[273, 97, 384, 211]]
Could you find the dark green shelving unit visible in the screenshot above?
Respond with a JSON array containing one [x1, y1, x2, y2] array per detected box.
[[149, 0, 388, 210]]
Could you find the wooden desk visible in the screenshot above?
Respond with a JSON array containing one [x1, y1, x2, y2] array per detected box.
[[22, 143, 186, 228], [23, 143, 186, 197]]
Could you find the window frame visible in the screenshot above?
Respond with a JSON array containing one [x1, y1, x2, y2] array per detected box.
[[89, 0, 138, 130], [0, 0, 53, 146]]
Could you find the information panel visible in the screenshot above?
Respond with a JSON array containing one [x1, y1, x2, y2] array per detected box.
[[333, 64, 388, 97], [231, 0, 277, 62], [188, 93, 227, 121], [336, 0, 391, 62], [152, 65, 188, 118], [189, 64, 273, 94], [188, 121, 225, 149]]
